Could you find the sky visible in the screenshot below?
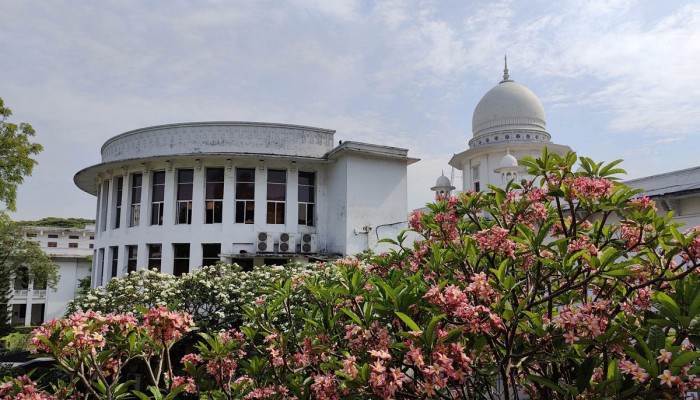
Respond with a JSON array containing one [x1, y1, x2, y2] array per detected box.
[[3, 0, 700, 221]]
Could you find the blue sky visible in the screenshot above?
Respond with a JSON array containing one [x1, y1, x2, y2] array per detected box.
[[3, 0, 700, 220]]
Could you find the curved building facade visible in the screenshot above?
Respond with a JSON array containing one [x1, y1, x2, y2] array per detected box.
[[75, 122, 417, 286]]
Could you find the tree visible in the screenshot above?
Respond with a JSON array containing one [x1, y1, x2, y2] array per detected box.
[[0, 214, 58, 336], [0, 97, 43, 212], [21, 152, 700, 398]]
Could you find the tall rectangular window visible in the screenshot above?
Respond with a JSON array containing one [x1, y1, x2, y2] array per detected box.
[[472, 166, 480, 192], [127, 245, 138, 273], [96, 248, 104, 287], [110, 246, 118, 278], [130, 174, 143, 227], [100, 181, 109, 232], [298, 171, 315, 226], [148, 244, 161, 272], [173, 244, 190, 276], [202, 243, 221, 266], [205, 168, 224, 224], [235, 168, 255, 224], [114, 177, 123, 229], [176, 169, 194, 224], [267, 170, 286, 224], [151, 171, 165, 225]]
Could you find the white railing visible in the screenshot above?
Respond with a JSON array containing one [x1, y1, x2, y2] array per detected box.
[[13, 290, 28, 297], [33, 290, 47, 299]]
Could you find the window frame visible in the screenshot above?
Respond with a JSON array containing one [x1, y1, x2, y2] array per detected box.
[[266, 169, 286, 224], [205, 168, 225, 224], [297, 171, 315, 226]]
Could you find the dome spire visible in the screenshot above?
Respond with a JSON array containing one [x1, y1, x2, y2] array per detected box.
[[501, 55, 512, 83]]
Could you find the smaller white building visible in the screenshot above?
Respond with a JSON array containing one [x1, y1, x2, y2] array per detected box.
[[10, 225, 93, 326]]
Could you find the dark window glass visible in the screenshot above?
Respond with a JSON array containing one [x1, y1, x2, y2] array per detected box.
[[202, 243, 221, 266], [130, 174, 142, 227], [148, 244, 161, 271], [127, 245, 138, 273], [47, 242, 57, 248], [69, 235, 79, 240], [235, 168, 255, 224], [110, 246, 118, 278], [48, 234, 58, 238], [177, 169, 194, 224], [205, 168, 224, 224], [298, 172, 315, 226], [151, 171, 165, 225], [173, 243, 190, 276], [267, 170, 286, 224], [69, 243, 78, 248], [114, 177, 123, 229]]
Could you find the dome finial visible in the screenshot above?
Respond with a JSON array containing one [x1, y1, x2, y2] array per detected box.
[[501, 55, 511, 83]]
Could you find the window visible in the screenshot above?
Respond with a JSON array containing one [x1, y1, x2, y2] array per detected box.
[[97, 248, 105, 287], [173, 244, 190, 276], [176, 169, 194, 224], [267, 170, 286, 224], [148, 244, 161, 272], [69, 235, 79, 240], [232, 258, 254, 272], [114, 177, 123, 229], [205, 168, 224, 223], [472, 166, 480, 192], [69, 243, 78, 248], [151, 171, 165, 225], [47, 242, 57, 248], [89, 244, 94, 249], [235, 168, 255, 224], [127, 245, 138, 273], [202, 243, 221, 266], [48, 234, 58, 239], [90, 236, 94, 240], [100, 181, 109, 231], [26, 233, 36, 238], [110, 246, 118, 278], [298, 171, 315, 226], [130, 174, 142, 227]]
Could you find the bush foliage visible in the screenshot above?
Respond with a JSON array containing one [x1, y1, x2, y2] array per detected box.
[[13, 151, 700, 399]]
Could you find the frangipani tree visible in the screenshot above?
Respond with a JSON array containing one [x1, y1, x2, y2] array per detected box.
[[21, 151, 700, 399]]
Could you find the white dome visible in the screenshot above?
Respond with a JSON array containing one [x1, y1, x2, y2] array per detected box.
[[499, 153, 518, 169], [435, 174, 452, 187], [471, 80, 549, 142]]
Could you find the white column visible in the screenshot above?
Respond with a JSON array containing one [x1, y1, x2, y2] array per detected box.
[[192, 163, 205, 226], [162, 166, 175, 227], [254, 163, 266, 228], [287, 166, 299, 231]]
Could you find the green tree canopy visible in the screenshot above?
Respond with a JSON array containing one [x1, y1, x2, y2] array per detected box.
[[0, 97, 43, 212], [17, 217, 95, 229]]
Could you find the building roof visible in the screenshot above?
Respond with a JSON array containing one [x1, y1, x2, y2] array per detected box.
[[625, 166, 700, 198]]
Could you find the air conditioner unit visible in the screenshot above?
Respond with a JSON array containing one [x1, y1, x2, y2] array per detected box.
[[300, 233, 317, 254], [278, 233, 296, 253], [256, 232, 274, 253]]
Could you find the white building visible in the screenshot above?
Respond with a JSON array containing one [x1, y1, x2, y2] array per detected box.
[[11, 225, 93, 326], [444, 59, 572, 194], [74, 122, 417, 287]]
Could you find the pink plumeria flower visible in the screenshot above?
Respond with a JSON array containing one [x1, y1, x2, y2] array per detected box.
[[658, 370, 675, 388], [656, 349, 672, 364]]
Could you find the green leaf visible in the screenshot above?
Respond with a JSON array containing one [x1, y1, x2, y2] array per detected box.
[[395, 311, 421, 332], [341, 308, 363, 326], [671, 351, 700, 368], [576, 357, 595, 391], [526, 375, 566, 395]]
